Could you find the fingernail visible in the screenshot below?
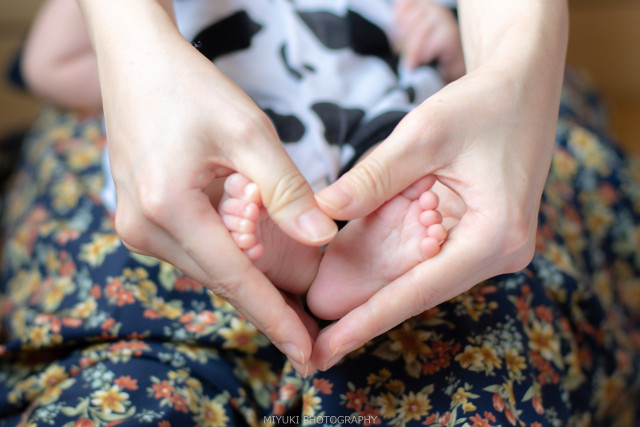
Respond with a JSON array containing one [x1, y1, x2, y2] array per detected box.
[[280, 342, 305, 365], [323, 341, 361, 371], [287, 357, 312, 378], [335, 341, 361, 355], [322, 354, 343, 371], [316, 185, 353, 212], [296, 209, 337, 244]]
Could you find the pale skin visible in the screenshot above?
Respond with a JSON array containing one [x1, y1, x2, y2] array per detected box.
[[393, 0, 465, 82], [21, 0, 101, 111], [218, 0, 459, 319], [311, 0, 569, 370], [72, 0, 568, 376], [77, 0, 340, 376], [219, 173, 447, 320]]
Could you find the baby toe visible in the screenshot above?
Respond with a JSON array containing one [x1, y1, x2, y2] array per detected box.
[[222, 215, 256, 233], [244, 243, 265, 261], [426, 223, 447, 242], [419, 209, 443, 227], [419, 237, 441, 259], [224, 173, 260, 203], [232, 232, 258, 250], [418, 191, 439, 210]]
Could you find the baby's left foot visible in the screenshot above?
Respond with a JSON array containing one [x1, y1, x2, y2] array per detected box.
[[307, 176, 447, 320], [218, 173, 322, 294]]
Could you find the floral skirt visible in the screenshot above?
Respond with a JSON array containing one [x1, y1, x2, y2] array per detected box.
[[1, 70, 639, 427]]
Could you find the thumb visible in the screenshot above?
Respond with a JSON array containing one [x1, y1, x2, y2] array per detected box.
[[239, 142, 338, 246], [315, 112, 438, 220]]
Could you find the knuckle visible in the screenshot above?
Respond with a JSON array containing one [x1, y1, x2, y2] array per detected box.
[[263, 171, 310, 216], [205, 265, 253, 305], [137, 185, 168, 224], [236, 113, 278, 147], [352, 157, 392, 201]]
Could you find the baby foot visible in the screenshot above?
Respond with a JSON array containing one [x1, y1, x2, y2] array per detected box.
[[307, 176, 447, 320], [218, 173, 322, 294]]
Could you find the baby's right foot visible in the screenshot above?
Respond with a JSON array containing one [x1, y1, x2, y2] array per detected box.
[[218, 173, 322, 295], [307, 176, 447, 320]]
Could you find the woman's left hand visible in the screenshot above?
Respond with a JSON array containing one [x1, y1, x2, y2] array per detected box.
[[310, 0, 568, 368]]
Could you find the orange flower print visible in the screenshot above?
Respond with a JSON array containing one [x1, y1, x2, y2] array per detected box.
[[504, 407, 517, 426], [345, 388, 367, 412], [197, 311, 217, 325], [532, 394, 544, 415], [114, 376, 138, 391], [313, 378, 333, 395], [152, 380, 175, 400], [492, 393, 504, 412], [279, 383, 298, 401]]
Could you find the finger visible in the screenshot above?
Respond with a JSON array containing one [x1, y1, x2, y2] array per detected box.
[[160, 190, 316, 371], [315, 111, 442, 220], [236, 142, 337, 246], [400, 175, 436, 200], [393, 0, 418, 49], [312, 219, 497, 371], [403, 23, 437, 69]]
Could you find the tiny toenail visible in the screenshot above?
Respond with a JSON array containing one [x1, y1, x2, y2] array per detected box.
[[244, 183, 258, 199]]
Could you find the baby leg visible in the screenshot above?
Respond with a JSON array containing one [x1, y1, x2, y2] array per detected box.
[[307, 176, 447, 320], [218, 173, 322, 294]]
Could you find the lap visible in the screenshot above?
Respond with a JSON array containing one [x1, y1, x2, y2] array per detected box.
[[2, 74, 640, 425]]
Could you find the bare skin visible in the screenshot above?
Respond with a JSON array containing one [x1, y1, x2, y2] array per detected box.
[[219, 173, 447, 319]]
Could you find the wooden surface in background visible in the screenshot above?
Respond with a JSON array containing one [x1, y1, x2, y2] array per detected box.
[[0, 0, 43, 133], [567, 0, 640, 154]]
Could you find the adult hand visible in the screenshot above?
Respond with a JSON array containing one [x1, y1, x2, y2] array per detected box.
[[78, 0, 337, 375], [311, 0, 569, 370]]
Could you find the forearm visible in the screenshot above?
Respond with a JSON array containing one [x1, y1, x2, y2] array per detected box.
[[458, 0, 568, 76], [458, 0, 568, 125], [457, 0, 568, 173], [77, 0, 176, 47], [76, 0, 181, 112]]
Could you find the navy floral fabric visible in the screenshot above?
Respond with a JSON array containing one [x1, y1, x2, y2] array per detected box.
[[0, 70, 639, 426]]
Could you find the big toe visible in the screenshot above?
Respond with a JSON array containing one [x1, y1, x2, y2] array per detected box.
[[225, 173, 261, 203]]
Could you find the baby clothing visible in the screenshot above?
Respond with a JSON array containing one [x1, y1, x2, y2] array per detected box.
[[101, 0, 453, 211]]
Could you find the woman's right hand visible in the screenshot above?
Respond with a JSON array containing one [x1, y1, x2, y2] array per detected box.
[[78, 0, 337, 375]]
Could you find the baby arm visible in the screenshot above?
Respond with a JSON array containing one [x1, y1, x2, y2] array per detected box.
[[394, 0, 465, 83], [21, 0, 101, 110]]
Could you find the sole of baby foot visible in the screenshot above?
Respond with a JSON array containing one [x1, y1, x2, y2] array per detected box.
[[307, 182, 447, 320]]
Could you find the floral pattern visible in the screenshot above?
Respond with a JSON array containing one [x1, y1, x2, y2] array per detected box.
[[1, 70, 640, 426]]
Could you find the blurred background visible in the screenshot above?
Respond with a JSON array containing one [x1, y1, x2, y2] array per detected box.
[[1, 0, 639, 153]]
